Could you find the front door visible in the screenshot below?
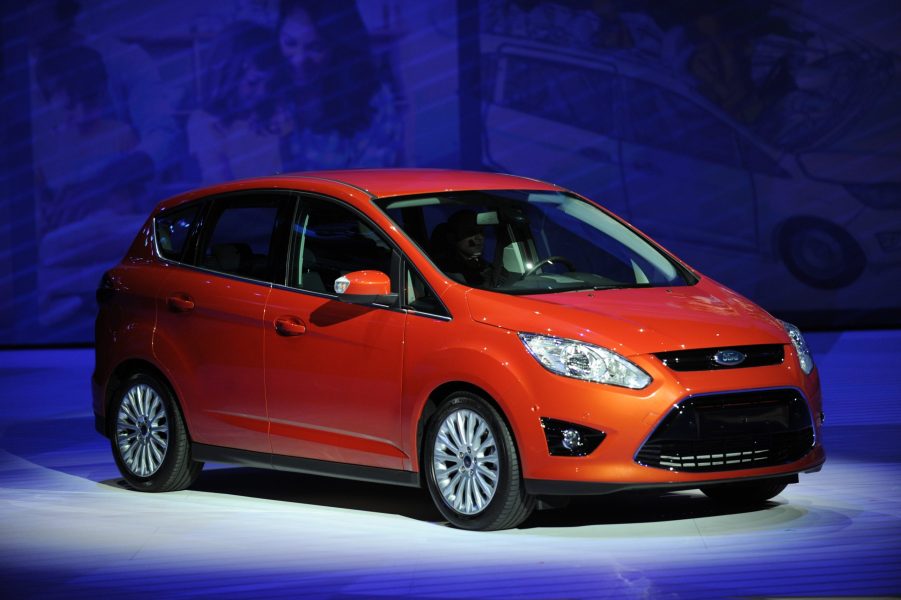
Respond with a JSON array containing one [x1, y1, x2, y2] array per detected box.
[[264, 195, 407, 469]]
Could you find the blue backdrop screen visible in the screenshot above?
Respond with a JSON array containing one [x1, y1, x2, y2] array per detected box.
[[1, 0, 899, 344]]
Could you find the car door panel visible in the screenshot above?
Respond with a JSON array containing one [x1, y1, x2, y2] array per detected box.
[[152, 191, 293, 453], [155, 267, 272, 452], [264, 195, 407, 469], [265, 290, 407, 467]]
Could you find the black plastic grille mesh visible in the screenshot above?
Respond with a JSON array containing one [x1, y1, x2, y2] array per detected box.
[[636, 389, 815, 472]]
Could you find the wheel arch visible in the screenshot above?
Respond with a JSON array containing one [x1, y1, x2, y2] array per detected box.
[[414, 380, 522, 477], [105, 358, 190, 439]]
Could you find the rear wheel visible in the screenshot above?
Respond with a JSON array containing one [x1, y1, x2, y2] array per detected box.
[[424, 392, 534, 530], [700, 478, 789, 505], [110, 373, 202, 492]]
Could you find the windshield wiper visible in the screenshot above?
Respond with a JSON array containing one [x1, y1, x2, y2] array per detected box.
[[589, 282, 656, 291]]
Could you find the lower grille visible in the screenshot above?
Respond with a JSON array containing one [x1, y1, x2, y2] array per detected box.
[[636, 389, 815, 472]]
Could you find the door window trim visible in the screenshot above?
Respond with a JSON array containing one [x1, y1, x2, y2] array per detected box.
[[401, 260, 451, 321], [282, 192, 410, 313], [151, 189, 297, 288]]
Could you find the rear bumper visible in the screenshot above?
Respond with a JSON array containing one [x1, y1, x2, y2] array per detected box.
[[91, 371, 108, 438], [94, 412, 108, 438]]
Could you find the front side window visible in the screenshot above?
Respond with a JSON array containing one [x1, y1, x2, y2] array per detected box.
[[404, 264, 448, 317], [377, 190, 695, 295], [195, 194, 293, 282], [290, 196, 395, 295]]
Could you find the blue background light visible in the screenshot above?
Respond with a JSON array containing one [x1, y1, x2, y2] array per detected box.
[[1, 4, 899, 597], [1, 0, 900, 344]]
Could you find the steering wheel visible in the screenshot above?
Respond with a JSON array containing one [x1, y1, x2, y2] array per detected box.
[[521, 256, 576, 278]]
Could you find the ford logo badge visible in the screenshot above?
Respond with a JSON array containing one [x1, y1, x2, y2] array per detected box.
[[714, 349, 746, 366]]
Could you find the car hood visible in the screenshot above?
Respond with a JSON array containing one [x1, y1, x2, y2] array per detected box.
[[465, 279, 788, 356]]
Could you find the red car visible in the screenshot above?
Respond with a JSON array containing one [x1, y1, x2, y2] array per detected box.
[[93, 169, 825, 530]]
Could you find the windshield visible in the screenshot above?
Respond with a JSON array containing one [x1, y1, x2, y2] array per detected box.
[[376, 190, 695, 295]]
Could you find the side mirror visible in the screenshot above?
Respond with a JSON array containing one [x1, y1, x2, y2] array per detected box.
[[334, 270, 398, 305]]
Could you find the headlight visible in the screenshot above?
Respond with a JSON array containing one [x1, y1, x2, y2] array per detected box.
[[518, 333, 651, 389], [781, 321, 814, 375]]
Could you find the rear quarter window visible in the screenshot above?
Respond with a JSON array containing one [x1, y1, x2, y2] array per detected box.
[[155, 203, 200, 261]]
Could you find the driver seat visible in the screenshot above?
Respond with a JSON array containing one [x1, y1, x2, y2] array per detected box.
[[501, 241, 530, 275]]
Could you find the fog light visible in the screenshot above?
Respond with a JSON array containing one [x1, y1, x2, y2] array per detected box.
[[561, 429, 581, 451], [540, 418, 605, 457]]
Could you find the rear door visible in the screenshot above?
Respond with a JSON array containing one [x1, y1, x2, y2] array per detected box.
[[153, 191, 294, 452]]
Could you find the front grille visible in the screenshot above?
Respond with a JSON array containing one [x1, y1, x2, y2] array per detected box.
[[636, 388, 815, 472], [654, 344, 784, 371]]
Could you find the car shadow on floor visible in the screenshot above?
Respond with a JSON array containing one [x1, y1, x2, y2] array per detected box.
[[100, 466, 777, 529], [0, 415, 817, 529], [522, 491, 778, 528], [185, 466, 443, 522]]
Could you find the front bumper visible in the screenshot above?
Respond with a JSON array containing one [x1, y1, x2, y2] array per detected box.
[[525, 459, 823, 496], [512, 346, 825, 490]]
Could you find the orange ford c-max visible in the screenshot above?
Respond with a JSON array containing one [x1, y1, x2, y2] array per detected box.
[[93, 169, 825, 530]]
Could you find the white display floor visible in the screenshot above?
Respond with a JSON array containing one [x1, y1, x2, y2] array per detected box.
[[1, 331, 899, 598]]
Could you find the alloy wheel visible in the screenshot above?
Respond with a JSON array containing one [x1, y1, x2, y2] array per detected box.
[[116, 383, 170, 477], [432, 408, 500, 515]]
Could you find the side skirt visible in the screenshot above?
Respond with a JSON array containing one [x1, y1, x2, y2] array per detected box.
[[191, 443, 421, 488]]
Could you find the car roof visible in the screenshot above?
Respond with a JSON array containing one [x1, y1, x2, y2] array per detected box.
[[156, 169, 562, 212], [298, 169, 561, 198]]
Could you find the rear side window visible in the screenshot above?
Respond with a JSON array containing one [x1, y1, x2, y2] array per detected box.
[[196, 194, 294, 282], [155, 203, 200, 261]]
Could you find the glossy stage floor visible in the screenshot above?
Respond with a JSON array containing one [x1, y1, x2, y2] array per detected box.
[[1, 330, 900, 599]]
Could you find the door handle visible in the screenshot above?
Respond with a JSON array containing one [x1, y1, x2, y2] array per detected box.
[[274, 315, 307, 336], [166, 293, 195, 313]]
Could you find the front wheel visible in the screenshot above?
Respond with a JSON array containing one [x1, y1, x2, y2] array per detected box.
[[700, 478, 789, 506], [424, 392, 535, 530], [110, 373, 202, 492]]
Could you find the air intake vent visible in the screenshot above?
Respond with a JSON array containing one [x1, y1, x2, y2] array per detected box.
[[636, 388, 814, 472], [654, 344, 784, 371]]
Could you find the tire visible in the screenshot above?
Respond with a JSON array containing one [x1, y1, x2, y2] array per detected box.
[[110, 372, 202, 492], [424, 392, 535, 530], [778, 216, 866, 289], [700, 478, 789, 506]]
